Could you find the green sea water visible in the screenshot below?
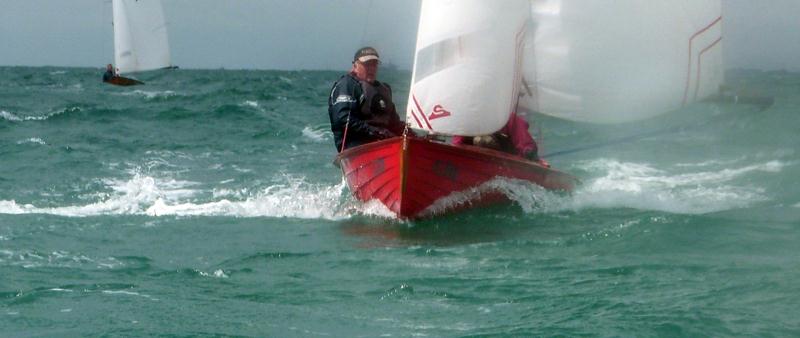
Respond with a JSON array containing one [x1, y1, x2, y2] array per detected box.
[[1, 66, 799, 336]]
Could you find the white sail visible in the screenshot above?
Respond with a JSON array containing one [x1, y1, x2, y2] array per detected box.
[[406, 0, 530, 136], [521, 0, 724, 124], [407, 0, 724, 131], [113, 0, 172, 74]]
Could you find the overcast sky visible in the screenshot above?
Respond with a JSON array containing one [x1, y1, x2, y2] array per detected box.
[[1, 0, 798, 71]]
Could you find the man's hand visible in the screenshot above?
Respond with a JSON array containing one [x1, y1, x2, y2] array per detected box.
[[372, 128, 395, 139]]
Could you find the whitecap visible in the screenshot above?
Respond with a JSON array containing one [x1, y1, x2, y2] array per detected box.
[[1, 107, 79, 122], [1, 110, 22, 121], [0, 172, 199, 217], [561, 158, 782, 214], [199, 269, 229, 278], [0, 171, 367, 220], [16, 138, 47, 145], [301, 126, 329, 142], [242, 100, 259, 108], [102, 290, 158, 300], [144, 176, 353, 220], [124, 90, 178, 100]]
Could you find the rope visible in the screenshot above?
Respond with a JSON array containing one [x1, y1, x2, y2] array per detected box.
[[542, 125, 683, 159], [541, 94, 774, 159], [340, 112, 351, 153]]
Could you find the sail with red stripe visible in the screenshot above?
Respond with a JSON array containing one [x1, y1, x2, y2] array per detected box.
[[407, 0, 724, 128], [520, 0, 723, 124]]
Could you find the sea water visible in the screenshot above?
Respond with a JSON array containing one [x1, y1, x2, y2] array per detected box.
[[1, 66, 799, 336]]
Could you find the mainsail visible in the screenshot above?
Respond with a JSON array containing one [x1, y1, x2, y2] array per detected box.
[[407, 0, 724, 131], [113, 0, 172, 74], [521, 0, 724, 124]]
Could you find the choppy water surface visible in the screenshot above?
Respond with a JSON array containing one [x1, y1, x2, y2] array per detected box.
[[1, 66, 799, 336]]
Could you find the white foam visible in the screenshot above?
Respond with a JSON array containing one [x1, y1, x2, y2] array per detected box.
[[102, 290, 158, 300], [416, 158, 782, 216], [1, 107, 79, 122], [0, 200, 28, 214], [242, 100, 259, 108], [199, 269, 229, 278], [0, 173, 198, 217], [16, 138, 46, 145], [0, 172, 368, 220], [562, 158, 782, 214], [0, 249, 125, 269], [49, 288, 73, 292], [355, 199, 396, 219], [0, 155, 784, 218], [418, 177, 556, 217], [124, 90, 178, 100], [145, 177, 353, 219], [301, 126, 329, 142], [1, 110, 22, 121]]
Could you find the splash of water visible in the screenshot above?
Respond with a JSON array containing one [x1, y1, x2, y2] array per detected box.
[[0, 171, 379, 220], [564, 158, 781, 214]]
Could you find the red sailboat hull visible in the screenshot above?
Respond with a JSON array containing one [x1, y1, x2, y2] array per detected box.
[[336, 135, 578, 219]]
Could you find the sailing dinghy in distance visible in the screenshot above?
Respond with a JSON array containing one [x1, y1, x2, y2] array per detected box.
[[107, 0, 175, 86], [336, 0, 578, 220]]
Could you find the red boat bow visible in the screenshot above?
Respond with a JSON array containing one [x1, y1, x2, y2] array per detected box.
[[336, 135, 578, 219]]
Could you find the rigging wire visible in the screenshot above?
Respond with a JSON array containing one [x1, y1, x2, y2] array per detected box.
[[359, 0, 375, 47]]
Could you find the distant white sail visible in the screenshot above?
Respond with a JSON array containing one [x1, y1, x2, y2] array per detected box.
[[406, 0, 530, 136], [113, 0, 172, 74], [521, 0, 724, 124], [407, 0, 724, 132]]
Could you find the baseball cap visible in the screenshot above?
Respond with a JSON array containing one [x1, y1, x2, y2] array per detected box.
[[354, 47, 380, 63]]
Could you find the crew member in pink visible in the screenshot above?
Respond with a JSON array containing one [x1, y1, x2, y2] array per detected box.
[[452, 112, 547, 165]]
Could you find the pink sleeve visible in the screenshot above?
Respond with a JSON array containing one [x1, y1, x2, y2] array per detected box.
[[506, 113, 538, 157], [451, 135, 468, 146]]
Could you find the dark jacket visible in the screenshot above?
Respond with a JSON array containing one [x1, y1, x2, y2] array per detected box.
[[328, 72, 403, 152], [102, 70, 114, 82]]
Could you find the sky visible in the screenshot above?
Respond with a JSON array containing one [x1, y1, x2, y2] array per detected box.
[[1, 0, 798, 72]]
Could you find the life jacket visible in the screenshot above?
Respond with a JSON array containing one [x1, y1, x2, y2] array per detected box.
[[359, 80, 396, 128]]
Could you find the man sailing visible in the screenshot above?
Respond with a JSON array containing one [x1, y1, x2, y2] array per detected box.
[[327, 47, 405, 152]]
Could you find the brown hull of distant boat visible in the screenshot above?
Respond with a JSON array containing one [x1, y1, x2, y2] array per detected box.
[[106, 76, 144, 86]]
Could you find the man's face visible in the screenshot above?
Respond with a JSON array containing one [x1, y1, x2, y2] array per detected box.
[[353, 59, 379, 82]]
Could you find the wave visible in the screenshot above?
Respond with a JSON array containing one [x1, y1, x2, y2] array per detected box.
[[420, 157, 783, 216], [16, 138, 47, 145], [0, 249, 126, 269], [0, 155, 784, 219], [120, 90, 181, 100], [301, 125, 330, 142], [1, 110, 22, 121], [241, 100, 259, 108], [0, 106, 82, 122], [560, 158, 782, 214], [0, 172, 386, 220]]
